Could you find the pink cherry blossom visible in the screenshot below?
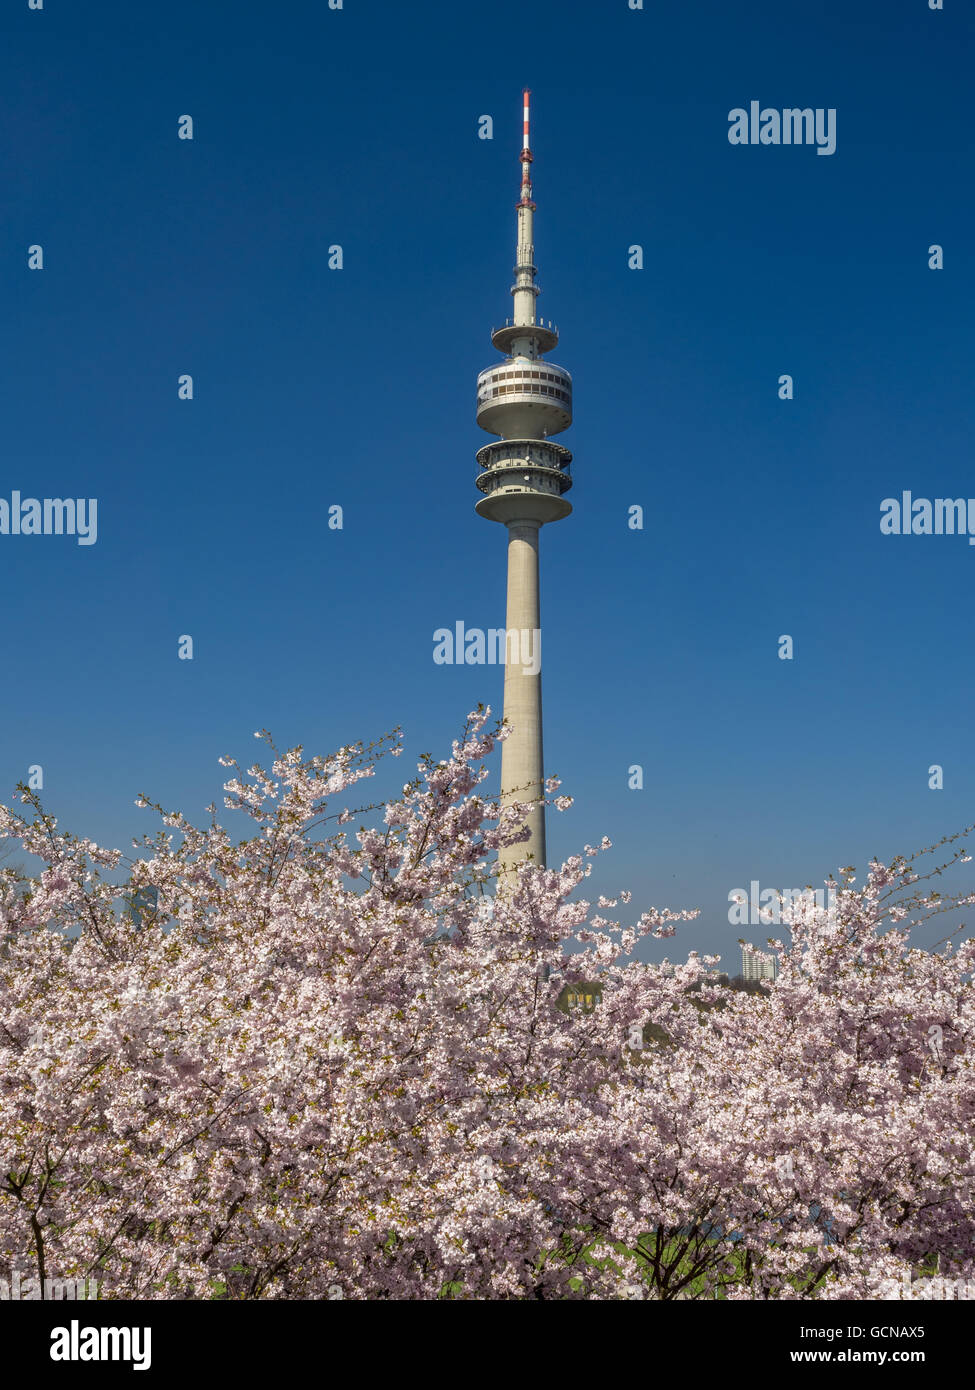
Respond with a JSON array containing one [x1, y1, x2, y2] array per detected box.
[[0, 710, 972, 1300]]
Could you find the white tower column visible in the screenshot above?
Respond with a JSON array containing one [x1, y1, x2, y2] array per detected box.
[[474, 90, 573, 880], [498, 519, 545, 875]]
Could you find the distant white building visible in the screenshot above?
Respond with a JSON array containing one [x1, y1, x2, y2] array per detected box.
[[741, 946, 778, 982]]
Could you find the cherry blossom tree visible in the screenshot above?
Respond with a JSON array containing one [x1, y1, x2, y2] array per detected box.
[[0, 709, 973, 1300]]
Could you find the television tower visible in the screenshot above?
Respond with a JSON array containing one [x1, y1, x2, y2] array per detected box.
[[475, 90, 573, 877]]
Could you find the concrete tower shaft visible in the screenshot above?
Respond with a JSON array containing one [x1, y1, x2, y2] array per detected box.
[[500, 521, 547, 868], [474, 92, 574, 879]]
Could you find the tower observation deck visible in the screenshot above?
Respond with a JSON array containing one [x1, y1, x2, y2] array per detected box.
[[476, 91, 573, 878]]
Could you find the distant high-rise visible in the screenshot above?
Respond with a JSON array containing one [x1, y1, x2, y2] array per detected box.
[[475, 91, 573, 877], [741, 946, 778, 983]]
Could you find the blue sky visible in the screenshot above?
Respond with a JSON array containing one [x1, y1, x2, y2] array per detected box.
[[2, 0, 973, 967]]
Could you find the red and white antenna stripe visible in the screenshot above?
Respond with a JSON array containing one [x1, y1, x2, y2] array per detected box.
[[522, 88, 531, 153]]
